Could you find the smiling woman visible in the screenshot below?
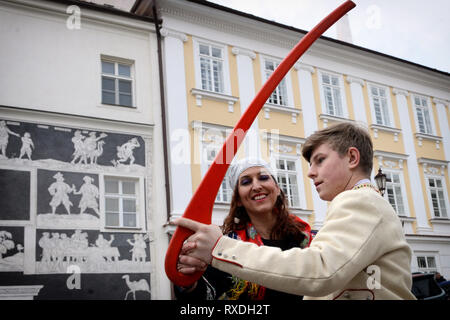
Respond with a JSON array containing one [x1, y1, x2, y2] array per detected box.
[[174, 158, 311, 301]]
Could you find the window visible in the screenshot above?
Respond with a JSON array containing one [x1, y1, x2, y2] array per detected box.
[[204, 143, 233, 203], [370, 85, 391, 126], [101, 60, 133, 107], [417, 255, 437, 273], [265, 59, 288, 106], [196, 123, 233, 203], [199, 43, 224, 93], [414, 96, 433, 134], [385, 172, 405, 215], [321, 73, 343, 116], [275, 158, 300, 208], [104, 177, 139, 228], [428, 177, 448, 218]]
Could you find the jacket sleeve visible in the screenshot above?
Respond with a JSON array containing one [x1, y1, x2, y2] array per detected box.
[[211, 190, 389, 297]]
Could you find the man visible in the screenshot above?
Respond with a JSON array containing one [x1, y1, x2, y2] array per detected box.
[[173, 122, 416, 300]]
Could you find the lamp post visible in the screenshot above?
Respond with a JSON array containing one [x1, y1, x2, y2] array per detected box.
[[374, 168, 387, 197]]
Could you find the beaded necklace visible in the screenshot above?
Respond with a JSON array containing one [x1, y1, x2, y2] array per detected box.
[[352, 182, 381, 195]]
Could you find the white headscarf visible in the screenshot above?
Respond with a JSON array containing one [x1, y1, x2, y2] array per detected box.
[[227, 158, 276, 191]]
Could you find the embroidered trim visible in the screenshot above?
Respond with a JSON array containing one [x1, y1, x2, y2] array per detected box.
[[352, 183, 381, 195]]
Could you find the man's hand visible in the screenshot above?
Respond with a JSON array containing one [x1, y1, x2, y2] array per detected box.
[[171, 218, 223, 267]]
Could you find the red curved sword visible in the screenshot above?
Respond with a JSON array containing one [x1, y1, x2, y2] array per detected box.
[[166, 0, 356, 287]]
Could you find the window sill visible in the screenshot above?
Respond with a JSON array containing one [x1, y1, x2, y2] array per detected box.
[[191, 88, 239, 112], [103, 226, 144, 233], [319, 114, 353, 127], [415, 132, 442, 149], [97, 103, 139, 111], [398, 215, 416, 222], [263, 103, 301, 124], [370, 124, 401, 141], [430, 218, 450, 224]]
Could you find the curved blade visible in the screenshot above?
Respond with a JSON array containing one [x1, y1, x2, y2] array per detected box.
[[166, 0, 356, 287]]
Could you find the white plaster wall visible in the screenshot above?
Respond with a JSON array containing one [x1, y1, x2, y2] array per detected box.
[[0, 0, 156, 125]]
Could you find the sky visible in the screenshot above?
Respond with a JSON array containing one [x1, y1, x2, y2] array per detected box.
[[207, 0, 450, 74]]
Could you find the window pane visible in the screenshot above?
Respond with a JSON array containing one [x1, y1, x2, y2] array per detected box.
[[106, 198, 119, 212], [123, 214, 136, 227], [102, 61, 115, 74], [118, 64, 131, 77], [102, 91, 115, 105], [122, 181, 135, 195], [119, 80, 132, 94], [199, 44, 209, 55], [286, 161, 296, 171], [102, 77, 115, 91], [322, 74, 330, 84], [428, 179, 435, 188], [417, 257, 426, 268], [211, 47, 222, 58], [105, 180, 119, 193], [123, 199, 136, 213], [106, 212, 119, 226], [427, 257, 436, 268], [436, 179, 442, 188], [119, 94, 132, 107]]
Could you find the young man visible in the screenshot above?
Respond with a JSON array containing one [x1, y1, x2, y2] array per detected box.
[[173, 122, 416, 300]]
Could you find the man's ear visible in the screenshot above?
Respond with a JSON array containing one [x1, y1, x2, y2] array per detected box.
[[347, 147, 360, 169]]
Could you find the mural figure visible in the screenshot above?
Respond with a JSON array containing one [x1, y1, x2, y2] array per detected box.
[[38, 232, 52, 264], [0, 120, 20, 158], [73, 176, 100, 217], [0, 230, 14, 260], [127, 234, 148, 263], [19, 132, 34, 160], [94, 234, 119, 263], [70, 130, 86, 164], [122, 275, 151, 300], [48, 172, 75, 215], [112, 137, 140, 166], [71, 131, 107, 165]]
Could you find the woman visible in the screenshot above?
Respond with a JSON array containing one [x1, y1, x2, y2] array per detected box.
[[175, 158, 311, 300]]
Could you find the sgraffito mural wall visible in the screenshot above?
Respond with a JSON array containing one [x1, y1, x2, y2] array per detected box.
[[0, 117, 153, 300]]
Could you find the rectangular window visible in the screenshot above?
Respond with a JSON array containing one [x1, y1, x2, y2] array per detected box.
[[417, 255, 437, 273], [199, 44, 224, 93], [265, 59, 288, 106], [385, 172, 405, 215], [321, 73, 343, 116], [275, 159, 300, 208], [370, 85, 391, 126], [101, 59, 133, 107], [428, 177, 448, 218], [414, 96, 433, 134], [104, 177, 139, 228], [204, 144, 232, 203]]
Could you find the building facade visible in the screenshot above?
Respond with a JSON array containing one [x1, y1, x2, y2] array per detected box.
[[1, 0, 449, 300], [0, 0, 171, 299], [153, 0, 450, 282]]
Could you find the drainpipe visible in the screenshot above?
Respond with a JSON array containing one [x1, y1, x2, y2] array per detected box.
[[152, 0, 172, 222]]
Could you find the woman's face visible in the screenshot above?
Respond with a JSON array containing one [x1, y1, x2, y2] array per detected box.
[[236, 166, 280, 217]]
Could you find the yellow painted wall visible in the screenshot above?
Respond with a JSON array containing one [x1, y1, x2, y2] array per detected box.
[[311, 69, 324, 129]]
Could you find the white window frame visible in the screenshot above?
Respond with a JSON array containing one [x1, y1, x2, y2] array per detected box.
[[412, 94, 435, 135], [260, 54, 295, 108], [415, 252, 439, 274], [383, 169, 409, 216], [426, 174, 449, 219], [193, 39, 231, 95], [100, 56, 135, 108], [368, 83, 394, 127], [273, 156, 303, 209], [99, 174, 145, 232], [318, 70, 348, 118], [195, 122, 233, 204]]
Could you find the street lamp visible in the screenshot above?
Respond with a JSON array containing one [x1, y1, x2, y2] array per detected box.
[[374, 168, 387, 197]]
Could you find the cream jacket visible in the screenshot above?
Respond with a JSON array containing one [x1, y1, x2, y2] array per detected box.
[[211, 187, 416, 300]]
